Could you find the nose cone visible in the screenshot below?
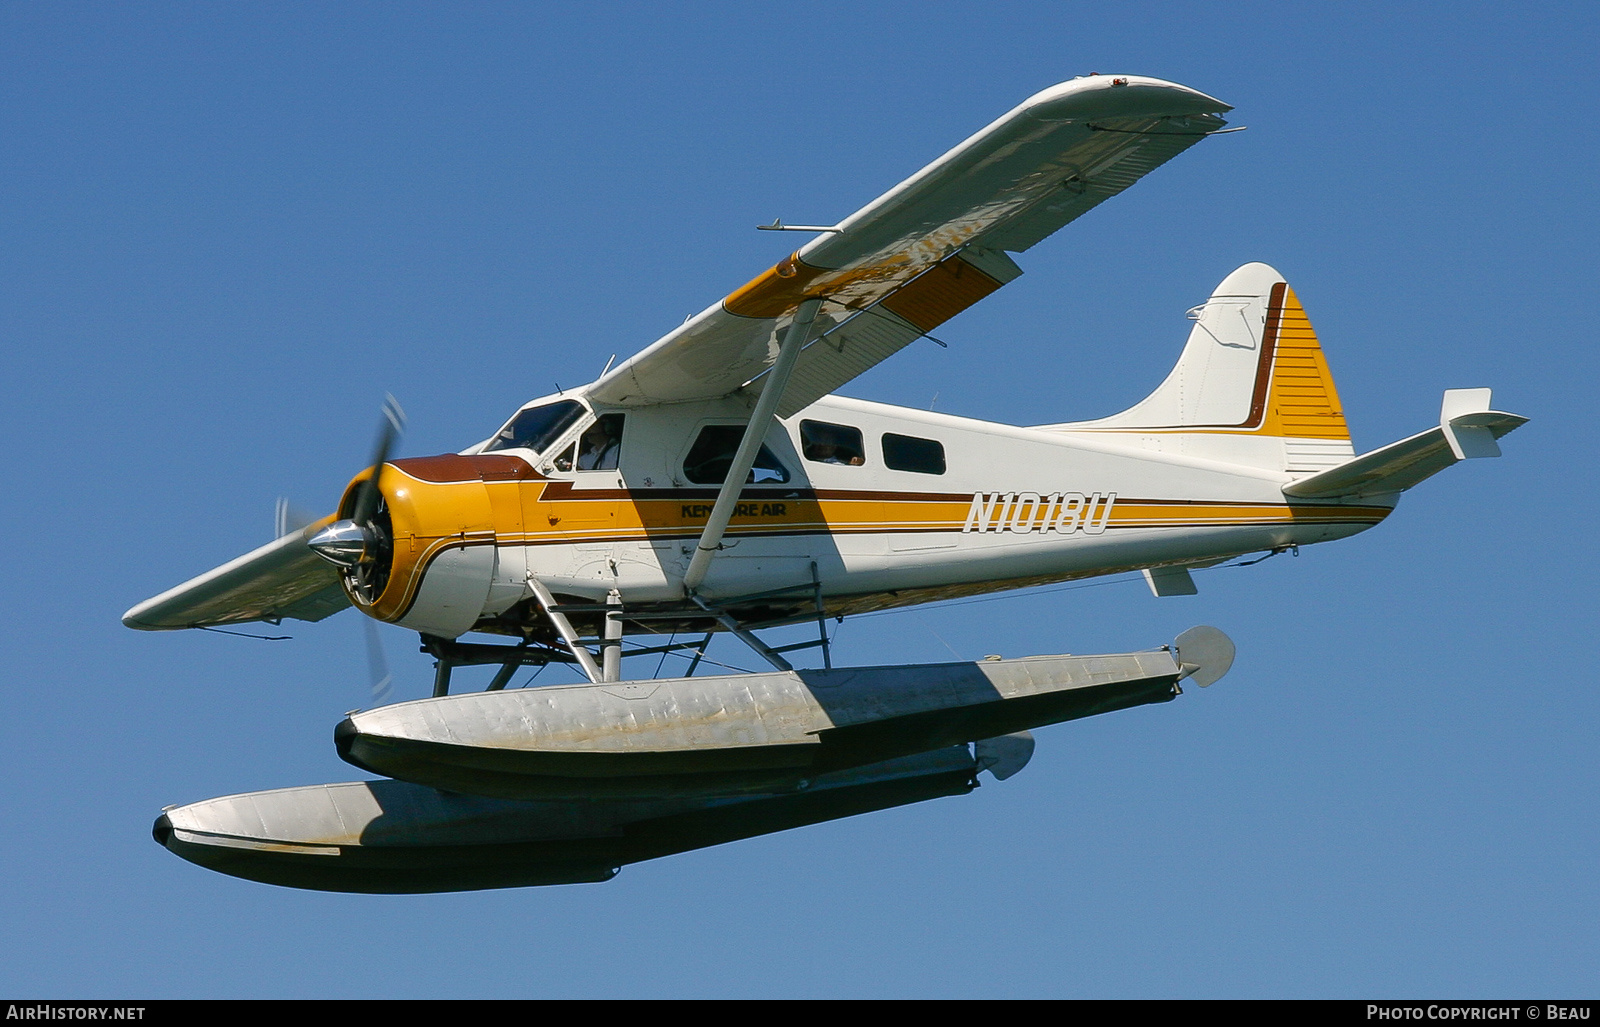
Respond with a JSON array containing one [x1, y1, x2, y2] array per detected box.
[[307, 519, 373, 568]]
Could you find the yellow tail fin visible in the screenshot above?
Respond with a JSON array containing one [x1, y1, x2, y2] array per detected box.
[[1255, 283, 1348, 440], [1043, 263, 1355, 472]]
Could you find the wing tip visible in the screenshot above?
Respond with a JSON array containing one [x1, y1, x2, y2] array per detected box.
[[121, 610, 166, 631], [1024, 74, 1232, 118]]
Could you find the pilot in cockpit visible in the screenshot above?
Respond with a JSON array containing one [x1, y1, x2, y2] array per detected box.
[[576, 415, 623, 471]]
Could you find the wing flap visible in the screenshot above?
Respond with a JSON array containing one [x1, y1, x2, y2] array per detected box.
[[775, 248, 1023, 417], [779, 308, 923, 419], [587, 76, 1230, 412], [123, 517, 350, 630]]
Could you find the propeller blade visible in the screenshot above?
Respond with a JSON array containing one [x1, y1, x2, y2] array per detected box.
[[351, 394, 406, 526], [363, 617, 393, 703], [274, 497, 318, 539]]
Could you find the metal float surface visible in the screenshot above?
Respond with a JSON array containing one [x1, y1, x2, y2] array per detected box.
[[338, 644, 1198, 799], [154, 746, 985, 893]]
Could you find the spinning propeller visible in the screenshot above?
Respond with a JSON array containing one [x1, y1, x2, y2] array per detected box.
[[363, 615, 393, 703], [307, 395, 406, 596], [306, 395, 406, 702]]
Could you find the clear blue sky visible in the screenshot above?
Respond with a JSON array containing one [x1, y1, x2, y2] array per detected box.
[[2, 2, 1594, 998]]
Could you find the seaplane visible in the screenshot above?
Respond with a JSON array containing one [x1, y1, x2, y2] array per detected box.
[[127, 75, 1525, 893]]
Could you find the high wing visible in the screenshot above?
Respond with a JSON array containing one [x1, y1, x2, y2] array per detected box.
[[125, 76, 1228, 632], [123, 518, 349, 630], [587, 75, 1230, 417]]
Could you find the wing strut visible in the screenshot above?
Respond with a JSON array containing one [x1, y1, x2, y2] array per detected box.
[[681, 297, 822, 595]]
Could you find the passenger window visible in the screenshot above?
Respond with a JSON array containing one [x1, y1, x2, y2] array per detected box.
[[683, 425, 791, 485], [881, 433, 946, 475], [576, 414, 625, 471], [800, 420, 865, 466]]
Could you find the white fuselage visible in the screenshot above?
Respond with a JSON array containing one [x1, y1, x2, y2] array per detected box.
[[385, 392, 1392, 638]]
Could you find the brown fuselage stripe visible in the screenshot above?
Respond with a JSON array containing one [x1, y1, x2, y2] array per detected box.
[[393, 453, 543, 483], [1245, 280, 1287, 428]]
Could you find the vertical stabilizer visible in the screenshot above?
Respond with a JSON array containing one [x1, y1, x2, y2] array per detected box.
[[1042, 263, 1355, 473]]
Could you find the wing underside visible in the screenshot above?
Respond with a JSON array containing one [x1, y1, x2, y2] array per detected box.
[[123, 518, 349, 630]]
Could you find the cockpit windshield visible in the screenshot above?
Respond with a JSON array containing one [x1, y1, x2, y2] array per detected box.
[[483, 400, 585, 454]]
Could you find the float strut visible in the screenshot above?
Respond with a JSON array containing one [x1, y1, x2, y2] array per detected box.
[[483, 652, 521, 691], [526, 575, 603, 684], [601, 590, 623, 683]]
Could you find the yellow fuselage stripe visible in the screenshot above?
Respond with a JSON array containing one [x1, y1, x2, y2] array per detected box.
[[351, 466, 1388, 621]]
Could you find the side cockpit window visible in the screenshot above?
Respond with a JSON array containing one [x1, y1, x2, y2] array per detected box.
[[800, 420, 865, 466], [683, 425, 791, 485], [576, 414, 624, 470], [553, 413, 625, 472], [483, 400, 585, 454]]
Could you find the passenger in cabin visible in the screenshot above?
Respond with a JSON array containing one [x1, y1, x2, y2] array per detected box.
[[810, 443, 859, 465], [800, 420, 865, 466]]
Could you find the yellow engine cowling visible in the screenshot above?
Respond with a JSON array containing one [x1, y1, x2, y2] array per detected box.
[[335, 454, 535, 639]]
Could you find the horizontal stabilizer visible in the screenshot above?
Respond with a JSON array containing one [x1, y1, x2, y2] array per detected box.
[[1284, 389, 1526, 499], [123, 516, 348, 630]]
